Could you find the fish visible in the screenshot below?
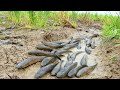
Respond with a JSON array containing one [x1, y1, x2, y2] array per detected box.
[[35, 45, 53, 52], [85, 46, 91, 54], [91, 39, 96, 49], [80, 54, 88, 66], [51, 60, 64, 76], [52, 41, 65, 45], [56, 62, 77, 78], [61, 42, 79, 50], [59, 38, 76, 46], [34, 60, 59, 79], [16, 56, 46, 69], [69, 51, 84, 61], [64, 51, 83, 67], [52, 49, 72, 56], [41, 50, 67, 67], [41, 41, 65, 49], [86, 39, 92, 47], [68, 66, 84, 78], [69, 37, 81, 44], [41, 57, 56, 67], [64, 60, 73, 67], [76, 63, 97, 77], [85, 36, 92, 47], [77, 42, 81, 49], [28, 50, 61, 59], [67, 54, 71, 61], [64, 54, 73, 67]]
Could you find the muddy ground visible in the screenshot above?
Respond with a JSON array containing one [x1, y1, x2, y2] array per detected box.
[[0, 20, 120, 79]]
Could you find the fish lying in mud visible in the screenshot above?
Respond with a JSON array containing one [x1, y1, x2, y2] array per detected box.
[[71, 37, 83, 42], [51, 60, 64, 76], [64, 54, 73, 67], [28, 50, 61, 59], [56, 62, 77, 78], [68, 66, 84, 78], [40, 50, 71, 67], [76, 63, 97, 77], [90, 39, 96, 49], [84, 36, 92, 46], [59, 37, 78, 46], [69, 51, 84, 61], [52, 41, 65, 45], [41, 57, 56, 67], [52, 49, 72, 56], [61, 42, 79, 50], [16, 56, 46, 69], [80, 54, 88, 66], [64, 60, 73, 67], [67, 53, 71, 61], [41, 41, 65, 49], [86, 39, 92, 47], [85, 46, 91, 54], [34, 60, 59, 79], [77, 42, 81, 49], [35, 45, 53, 52]]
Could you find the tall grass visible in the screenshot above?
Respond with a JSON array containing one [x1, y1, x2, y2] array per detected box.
[[5, 11, 120, 40], [8, 11, 93, 29], [8, 11, 21, 23], [102, 12, 120, 41]]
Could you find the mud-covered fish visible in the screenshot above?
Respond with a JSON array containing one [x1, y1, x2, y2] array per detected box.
[[35, 45, 53, 52], [69, 51, 84, 61], [61, 42, 79, 50], [86, 39, 92, 47], [69, 38, 81, 44], [16, 56, 46, 69], [52, 41, 65, 45], [80, 54, 88, 66], [68, 66, 84, 78], [85, 46, 91, 54], [34, 60, 59, 79], [91, 39, 96, 49], [64, 51, 83, 67], [52, 49, 72, 56], [60, 37, 77, 46], [76, 63, 97, 77], [41, 41, 65, 49], [41, 57, 56, 67], [64, 54, 73, 67], [84, 36, 92, 46], [64, 60, 73, 67], [28, 50, 60, 59], [56, 62, 77, 78], [77, 42, 81, 49], [67, 54, 71, 61], [51, 60, 64, 76]]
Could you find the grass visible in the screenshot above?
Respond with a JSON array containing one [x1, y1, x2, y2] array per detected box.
[[102, 13, 120, 41], [1, 11, 120, 42]]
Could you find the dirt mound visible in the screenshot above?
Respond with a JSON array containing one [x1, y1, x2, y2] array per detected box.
[[42, 28, 75, 42]]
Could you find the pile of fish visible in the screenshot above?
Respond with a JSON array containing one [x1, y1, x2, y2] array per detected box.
[[16, 35, 98, 79]]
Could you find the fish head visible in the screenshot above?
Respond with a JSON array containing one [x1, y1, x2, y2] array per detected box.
[[16, 61, 25, 69]]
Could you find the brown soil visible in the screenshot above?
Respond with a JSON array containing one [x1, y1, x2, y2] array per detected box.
[[0, 21, 120, 79]]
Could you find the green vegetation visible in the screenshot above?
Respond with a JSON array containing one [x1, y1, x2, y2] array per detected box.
[[102, 14, 120, 41], [0, 11, 120, 41]]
